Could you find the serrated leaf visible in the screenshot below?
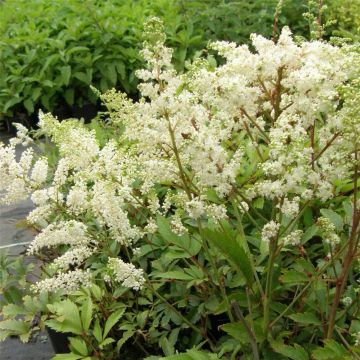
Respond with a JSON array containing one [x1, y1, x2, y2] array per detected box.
[[281, 270, 309, 284], [288, 312, 321, 325], [103, 308, 125, 339], [69, 337, 89, 356], [0, 319, 30, 336], [116, 329, 135, 352], [99, 337, 115, 349], [221, 322, 248, 342], [47, 300, 82, 335], [51, 354, 83, 360], [312, 340, 349, 359], [160, 336, 175, 356], [80, 298, 92, 332], [271, 341, 309, 360], [93, 319, 102, 343], [203, 222, 254, 285]]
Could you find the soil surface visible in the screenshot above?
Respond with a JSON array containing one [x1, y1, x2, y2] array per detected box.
[[0, 133, 55, 359]]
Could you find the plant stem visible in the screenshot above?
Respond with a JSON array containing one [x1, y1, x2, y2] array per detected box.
[[269, 240, 351, 329], [165, 112, 192, 200], [231, 199, 265, 299], [262, 240, 277, 334], [240, 107, 270, 144], [231, 300, 260, 360], [145, 277, 201, 334], [335, 327, 360, 360], [310, 132, 340, 165], [198, 220, 235, 322], [326, 148, 360, 339]]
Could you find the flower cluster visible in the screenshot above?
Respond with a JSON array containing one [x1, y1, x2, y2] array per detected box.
[[317, 216, 340, 247], [31, 269, 92, 294], [107, 258, 145, 291], [27, 220, 92, 255], [1, 20, 359, 298], [261, 221, 280, 244]]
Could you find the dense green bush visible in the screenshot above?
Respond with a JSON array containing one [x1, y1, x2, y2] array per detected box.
[[1, 0, 359, 123], [0, 0, 308, 121], [325, 0, 360, 40]]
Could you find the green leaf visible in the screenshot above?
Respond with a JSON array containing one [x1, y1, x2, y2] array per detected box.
[[222, 320, 265, 344], [90, 284, 102, 301], [204, 222, 254, 285], [221, 322, 248, 343], [104, 63, 117, 85], [64, 88, 74, 106], [281, 270, 309, 284], [69, 337, 89, 356], [160, 336, 175, 356], [152, 349, 220, 359], [253, 197, 264, 209], [99, 337, 115, 349], [288, 312, 321, 326], [271, 341, 309, 360], [0, 320, 30, 338], [303, 207, 314, 227], [116, 61, 126, 79], [47, 300, 83, 335], [80, 298, 93, 332], [301, 224, 318, 244], [154, 271, 194, 281], [103, 308, 125, 339], [51, 354, 83, 360], [43, 79, 53, 88], [61, 66, 71, 86], [31, 87, 42, 101], [93, 319, 102, 343], [320, 209, 343, 230], [74, 72, 91, 85], [4, 97, 21, 112], [312, 340, 350, 359], [0, 329, 12, 341], [24, 98, 34, 113], [116, 329, 135, 352], [157, 216, 201, 256]]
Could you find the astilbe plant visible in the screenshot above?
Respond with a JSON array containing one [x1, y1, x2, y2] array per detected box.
[[0, 17, 360, 360]]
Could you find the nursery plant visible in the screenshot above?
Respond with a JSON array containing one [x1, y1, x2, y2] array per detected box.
[[1, 16, 360, 360]]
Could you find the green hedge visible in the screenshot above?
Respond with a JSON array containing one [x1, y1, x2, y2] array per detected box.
[[1, 0, 355, 121]]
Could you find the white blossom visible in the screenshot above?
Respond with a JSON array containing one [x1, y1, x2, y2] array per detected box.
[[27, 220, 92, 254], [261, 221, 280, 244], [32, 269, 92, 294], [108, 258, 144, 291], [283, 230, 303, 246]]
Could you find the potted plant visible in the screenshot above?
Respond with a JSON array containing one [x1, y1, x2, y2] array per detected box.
[[1, 16, 360, 360]]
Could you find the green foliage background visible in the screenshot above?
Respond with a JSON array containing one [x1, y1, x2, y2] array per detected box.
[[0, 0, 359, 121], [0, 0, 306, 120]]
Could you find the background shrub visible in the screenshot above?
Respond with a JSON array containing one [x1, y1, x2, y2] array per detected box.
[[0, 0, 305, 124], [0, 0, 358, 125], [325, 0, 360, 41]]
